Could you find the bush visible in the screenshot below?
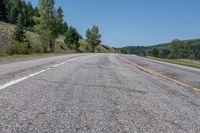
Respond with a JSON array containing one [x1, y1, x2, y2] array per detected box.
[[32, 42, 43, 53], [31, 39, 43, 53], [7, 41, 32, 55], [147, 48, 159, 57], [95, 45, 101, 53], [159, 48, 171, 58], [79, 43, 93, 53]]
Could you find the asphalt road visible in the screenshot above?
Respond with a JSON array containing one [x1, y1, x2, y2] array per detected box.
[[0, 54, 200, 132], [121, 54, 200, 89]]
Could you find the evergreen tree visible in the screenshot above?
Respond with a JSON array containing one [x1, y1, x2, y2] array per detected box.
[[3, 0, 35, 26], [26, 1, 35, 27], [8, 0, 19, 24], [12, 13, 26, 42], [86, 25, 101, 52], [34, 6, 39, 17], [62, 21, 68, 34], [9, 0, 23, 24], [56, 6, 64, 34], [64, 26, 80, 50], [171, 40, 187, 58], [57, 6, 64, 22], [38, 0, 60, 52], [0, 0, 8, 21]]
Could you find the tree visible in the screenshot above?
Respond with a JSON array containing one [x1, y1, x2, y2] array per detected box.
[[147, 48, 159, 57], [25, 1, 35, 27], [49, 11, 61, 52], [38, 0, 60, 53], [159, 48, 171, 58], [4, 0, 35, 27], [7, 0, 19, 24], [8, 13, 32, 55], [34, 6, 40, 17], [0, 0, 8, 21], [86, 25, 101, 52], [62, 21, 68, 34], [171, 39, 187, 58], [56, 7, 69, 34], [57, 6, 63, 22], [12, 13, 26, 42], [56, 6, 64, 34], [64, 26, 80, 50], [188, 42, 200, 59], [38, 0, 52, 52]]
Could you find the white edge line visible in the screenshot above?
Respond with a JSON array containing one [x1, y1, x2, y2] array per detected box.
[[51, 58, 76, 68], [0, 77, 29, 90], [0, 70, 47, 90], [28, 70, 47, 77], [0, 57, 80, 90]]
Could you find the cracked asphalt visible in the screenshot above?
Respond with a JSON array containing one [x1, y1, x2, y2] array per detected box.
[[0, 54, 200, 132]]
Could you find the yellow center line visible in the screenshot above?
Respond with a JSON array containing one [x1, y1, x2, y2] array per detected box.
[[118, 55, 200, 93]]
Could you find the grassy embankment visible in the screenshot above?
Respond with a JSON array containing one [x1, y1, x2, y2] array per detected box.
[[147, 56, 200, 69], [0, 21, 67, 55], [0, 21, 116, 61]]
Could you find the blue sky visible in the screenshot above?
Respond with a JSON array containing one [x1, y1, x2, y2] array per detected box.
[[28, 0, 200, 47]]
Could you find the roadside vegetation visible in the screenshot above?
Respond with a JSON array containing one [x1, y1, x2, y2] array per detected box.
[[0, 0, 116, 59], [147, 56, 200, 69], [121, 39, 200, 68]]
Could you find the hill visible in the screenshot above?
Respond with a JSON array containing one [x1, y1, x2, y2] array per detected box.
[[122, 39, 200, 60], [0, 21, 68, 55], [0, 21, 115, 56]]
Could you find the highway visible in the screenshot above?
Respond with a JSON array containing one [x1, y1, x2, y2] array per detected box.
[[0, 54, 199, 132]]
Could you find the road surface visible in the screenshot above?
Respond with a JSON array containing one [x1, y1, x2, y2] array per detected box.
[[0, 54, 199, 132], [121, 54, 200, 89]]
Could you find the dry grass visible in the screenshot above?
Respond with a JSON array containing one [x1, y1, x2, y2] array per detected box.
[[0, 21, 66, 55], [0, 53, 67, 61]]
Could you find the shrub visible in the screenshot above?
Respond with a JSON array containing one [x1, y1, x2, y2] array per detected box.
[[7, 41, 32, 55], [147, 48, 159, 57], [95, 45, 101, 53], [31, 39, 43, 53], [159, 48, 171, 58], [32, 42, 43, 53]]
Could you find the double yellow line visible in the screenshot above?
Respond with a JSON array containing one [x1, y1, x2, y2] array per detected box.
[[118, 55, 200, 93]]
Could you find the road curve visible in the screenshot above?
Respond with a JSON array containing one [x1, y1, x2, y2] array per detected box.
[[0, 54, 200, 132]]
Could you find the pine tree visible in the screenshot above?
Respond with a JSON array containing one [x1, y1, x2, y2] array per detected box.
[[57, 6, 63, 22], [62, 21, 68, 34], [0, 0, 8, 21], [38, 0, 60, 53], [13, 13, 26, 42], [64, 26, 80, 50], [34, 6, 39, 17], [57, 6, 63, 34], [86, 25, 101, 52]]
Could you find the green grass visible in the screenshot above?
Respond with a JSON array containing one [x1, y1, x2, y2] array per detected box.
[[147, 56, 200, 69]]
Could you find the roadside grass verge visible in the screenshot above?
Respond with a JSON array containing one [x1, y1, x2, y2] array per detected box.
[[0, 53, 67, 62], [146, 56, 200, 69]]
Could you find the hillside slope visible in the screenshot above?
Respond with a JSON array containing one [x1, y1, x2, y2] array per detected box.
[[0, 22, 116, 55], [0, 21, 68, 55]]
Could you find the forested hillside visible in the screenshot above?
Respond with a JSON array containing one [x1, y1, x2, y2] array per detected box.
[[122, 39, 200, 60], [0, 0, 115, 56]]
